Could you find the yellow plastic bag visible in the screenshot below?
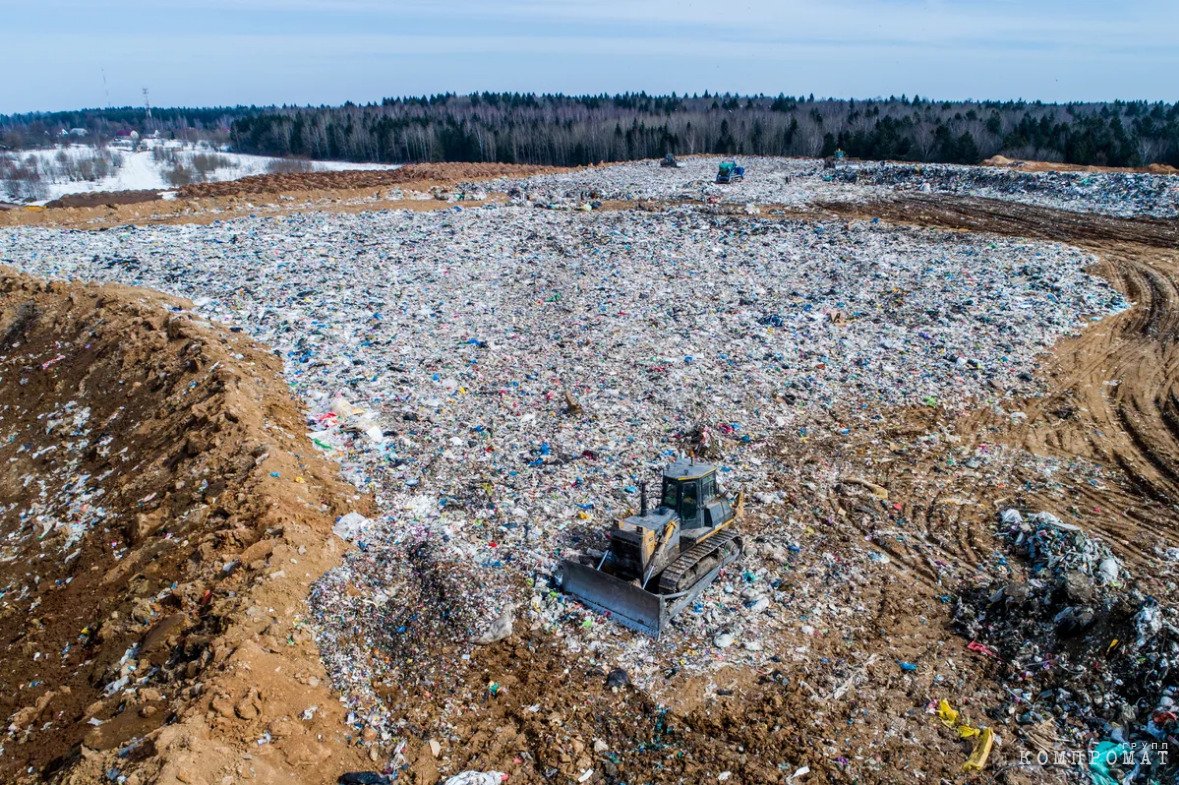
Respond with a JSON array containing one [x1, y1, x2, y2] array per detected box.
[[936, 699, 959, 728], [936, 700, 991, 770], [957, 724, 981, 740], [963, 727, 994, 772]]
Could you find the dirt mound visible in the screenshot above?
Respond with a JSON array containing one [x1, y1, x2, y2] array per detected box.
[[982, 154, 1179, 175], [0, 268, 372, 784], [982, 154, 1019, 167], [44, 190, 163, 209], [176, 163, 563, 199]]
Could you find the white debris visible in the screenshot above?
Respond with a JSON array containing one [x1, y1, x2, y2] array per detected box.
[[443, 773, 505, 785], [333, 512, 374, 542]]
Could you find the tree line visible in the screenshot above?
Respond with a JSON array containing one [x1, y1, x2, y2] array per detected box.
[[5, 94, 1178, 168], [0, 106, 258, 149], [227, 93, 1179, 167]]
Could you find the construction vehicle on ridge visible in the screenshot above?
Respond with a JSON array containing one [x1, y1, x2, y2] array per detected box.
[[556, 459, 744, 636]]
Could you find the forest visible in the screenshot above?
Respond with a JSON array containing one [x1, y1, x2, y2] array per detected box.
[[0, 106, 257, 149], [4, 94, 1179, 168], [227, 93, 1179, 167]]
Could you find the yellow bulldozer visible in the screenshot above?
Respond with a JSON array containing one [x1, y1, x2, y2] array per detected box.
[[556, 459, 744, 636]]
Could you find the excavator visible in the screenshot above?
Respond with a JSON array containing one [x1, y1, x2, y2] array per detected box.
[[556, 459, 744, 636]]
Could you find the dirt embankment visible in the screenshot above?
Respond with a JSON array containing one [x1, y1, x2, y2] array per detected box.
[[0, 162, 567, 231], [43, 190, 165, 210], [982, 154, 1179, 175], [174, 162, 562, 199], [0, 269, 373, 784]]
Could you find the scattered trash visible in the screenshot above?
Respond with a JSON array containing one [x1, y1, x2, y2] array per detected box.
[[442, 773, 505, 785], [334, 512, 375, 542], [481, 156, 1179, 219], [471, 607, 514, 645], [934, 699, 993, 771]]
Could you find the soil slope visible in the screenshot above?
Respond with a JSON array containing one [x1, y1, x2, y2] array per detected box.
[[0, 268, 373, 784]]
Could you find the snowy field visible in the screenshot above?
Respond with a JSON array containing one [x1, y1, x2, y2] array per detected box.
[[0, 138, 395, 204]]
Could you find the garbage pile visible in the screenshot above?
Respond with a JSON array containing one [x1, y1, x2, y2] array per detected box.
[[0, 205, 1130, 744], [955, 510, 1177, 782], [835, 162, 1179, 219], [480, 157, 833, 209], [309, 522, 519, 738], [480, 156, 1179, 219]]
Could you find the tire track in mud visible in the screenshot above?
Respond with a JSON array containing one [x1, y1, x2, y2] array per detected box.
[[822, 195, 1179, 573]]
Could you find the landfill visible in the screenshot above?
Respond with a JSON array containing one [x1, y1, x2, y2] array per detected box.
[[833, 161, 1179, 219], [0, 157, 1175, 783], [0, 197, 1129, 730], [480, 155, 1179, 218]]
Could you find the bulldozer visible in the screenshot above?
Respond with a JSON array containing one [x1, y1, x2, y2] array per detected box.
[[556, 459, 744, 636], [715, 161, 745, 184]]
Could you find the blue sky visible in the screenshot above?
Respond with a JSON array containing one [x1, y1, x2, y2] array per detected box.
[[2, 0, 1176, 113]]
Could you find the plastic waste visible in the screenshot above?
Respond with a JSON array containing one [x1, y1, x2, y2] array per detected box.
[[442, 773, 505, 785]]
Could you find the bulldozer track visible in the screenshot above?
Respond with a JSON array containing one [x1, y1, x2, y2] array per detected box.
[[817, 194, 1179, 577], [657, 528, 742, 594]]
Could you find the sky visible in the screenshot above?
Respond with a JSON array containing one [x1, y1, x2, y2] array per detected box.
[[2, 0, 1176, 113]]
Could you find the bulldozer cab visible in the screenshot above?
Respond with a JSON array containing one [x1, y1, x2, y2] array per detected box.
[[660, 461, 718, 530]]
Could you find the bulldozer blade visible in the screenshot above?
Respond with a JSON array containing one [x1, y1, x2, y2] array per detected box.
[[556, 558, 727, 637], [557, 560, 665, 636]]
